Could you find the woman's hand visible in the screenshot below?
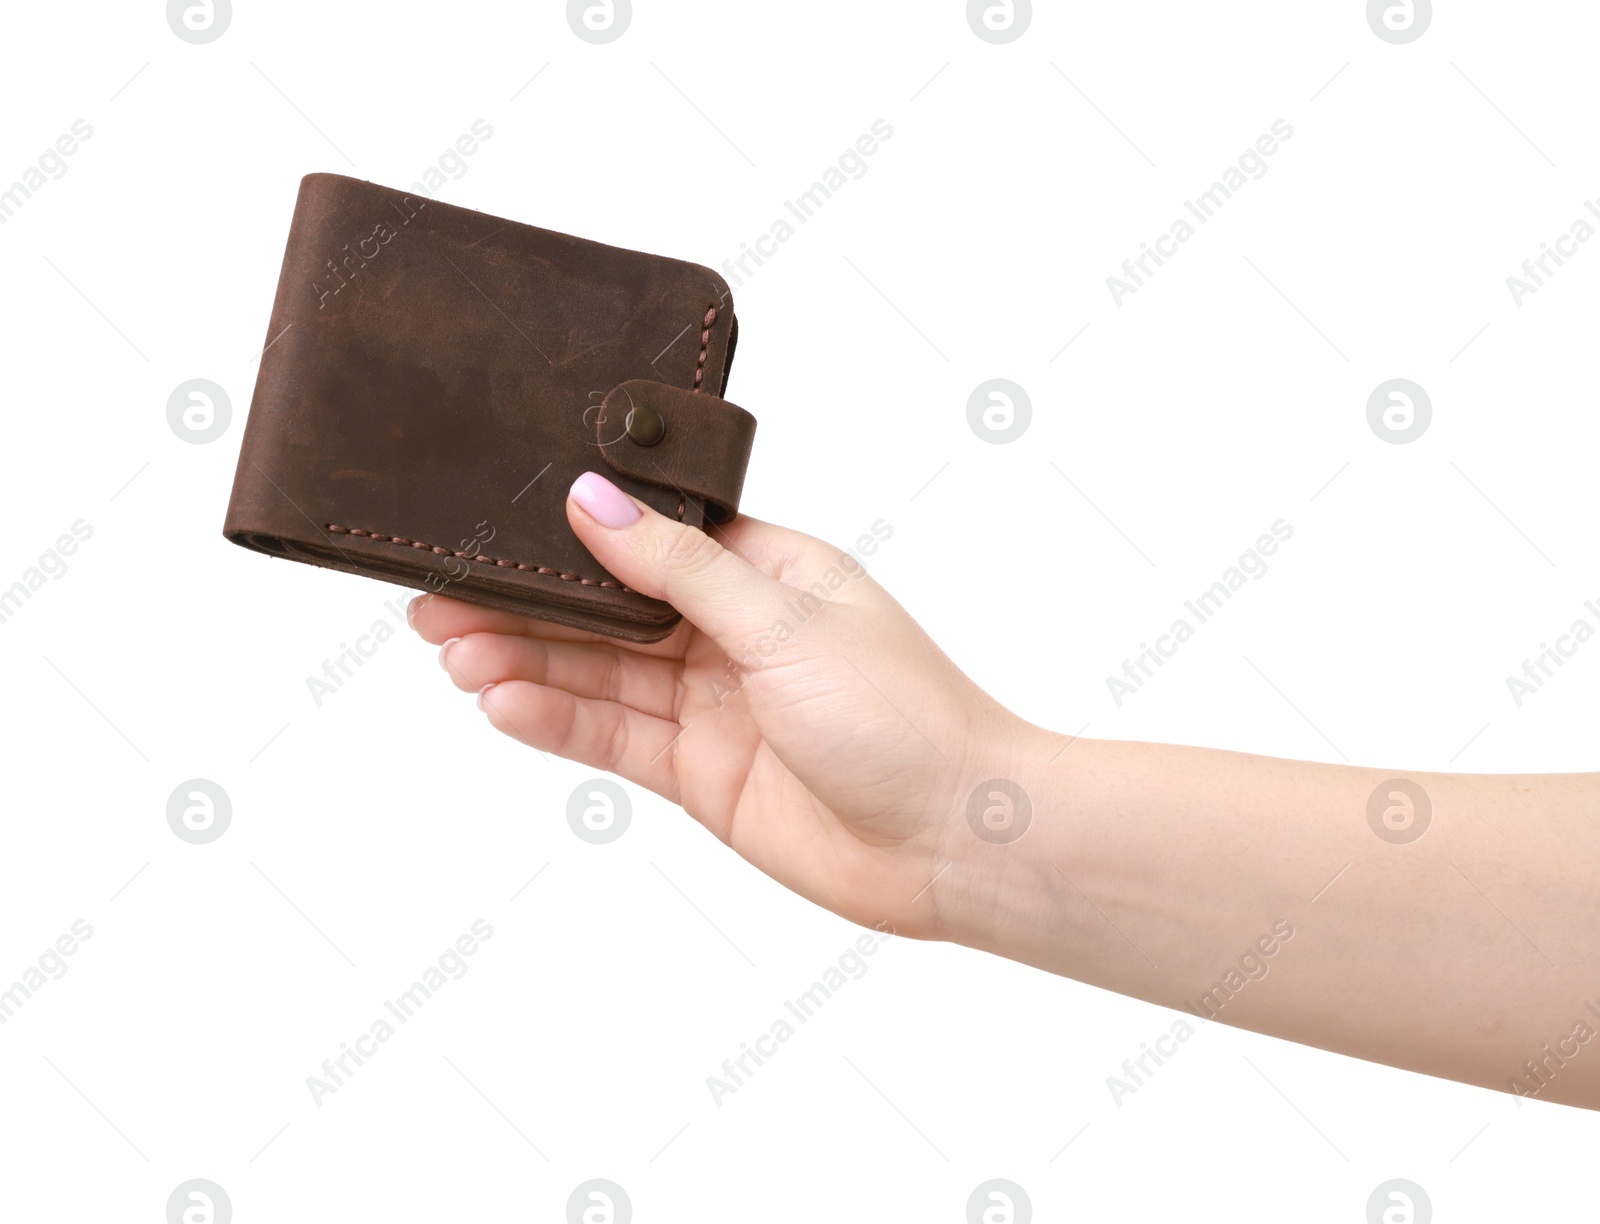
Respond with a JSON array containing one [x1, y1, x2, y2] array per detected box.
[[410, 472, 1600, 1109], [409, 472, 1039, 940]]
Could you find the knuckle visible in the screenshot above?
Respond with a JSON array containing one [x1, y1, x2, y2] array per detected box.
[[600, 647, 626, 703], [658, 524, 726, 577], [600, 707, 631, 772]]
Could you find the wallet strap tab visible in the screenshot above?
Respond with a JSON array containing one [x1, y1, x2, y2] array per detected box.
[[596, 379, 756, 523]]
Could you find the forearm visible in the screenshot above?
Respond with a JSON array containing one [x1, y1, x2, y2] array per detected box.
[[941, 726, 1600, 1109]]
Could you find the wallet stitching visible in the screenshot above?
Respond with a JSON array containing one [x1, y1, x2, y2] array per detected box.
[[326, 525, 639, 593], [691, 306, 716, 393]]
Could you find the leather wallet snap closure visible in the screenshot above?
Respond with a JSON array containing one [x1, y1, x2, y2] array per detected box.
[[625, 403, 666, 447], [597, 379, 756, 523]]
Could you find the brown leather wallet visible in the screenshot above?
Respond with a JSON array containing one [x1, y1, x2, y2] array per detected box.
[[222, 172, 754, 643]]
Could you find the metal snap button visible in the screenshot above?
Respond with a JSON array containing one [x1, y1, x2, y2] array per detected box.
[[625, 403, 666, 446]]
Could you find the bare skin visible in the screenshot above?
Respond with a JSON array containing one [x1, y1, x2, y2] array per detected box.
[[409, 474, 1600, 1111]]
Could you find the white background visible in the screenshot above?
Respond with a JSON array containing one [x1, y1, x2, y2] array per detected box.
[[1, 1, 1596, 1220]]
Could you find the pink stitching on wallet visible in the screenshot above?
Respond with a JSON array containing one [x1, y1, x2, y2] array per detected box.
[[327, 525, 636, 592], [691, 305, 716, 392]]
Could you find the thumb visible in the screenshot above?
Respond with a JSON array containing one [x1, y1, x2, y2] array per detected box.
[[567, 471, 792, 651]]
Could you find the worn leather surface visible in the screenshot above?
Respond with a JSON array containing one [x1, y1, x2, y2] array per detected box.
[[222, 173, 751, 642]]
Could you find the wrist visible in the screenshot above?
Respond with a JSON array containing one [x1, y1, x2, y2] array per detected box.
[[929, 715, 1097, 969]]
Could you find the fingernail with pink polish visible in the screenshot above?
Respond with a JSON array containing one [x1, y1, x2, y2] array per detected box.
[[570, 472, 641, 528], [476, 682, 497, 712], [438, 638, 461, 671]]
